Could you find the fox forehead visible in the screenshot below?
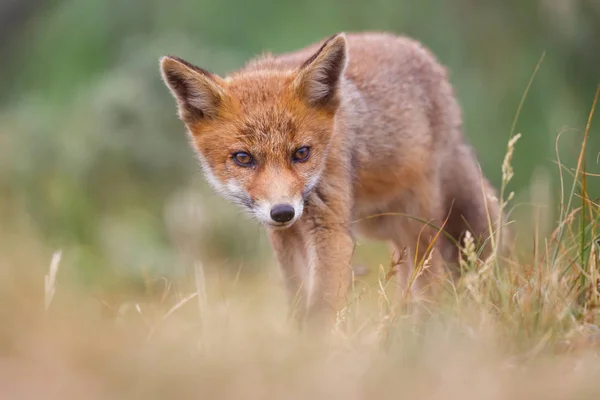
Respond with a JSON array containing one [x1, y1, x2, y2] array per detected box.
[[226, 69, 294, 105], [193, 105, 305, 152], [190, 74, 334, 153]]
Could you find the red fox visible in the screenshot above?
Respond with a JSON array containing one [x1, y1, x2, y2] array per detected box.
[[160, 32, 502, 327]]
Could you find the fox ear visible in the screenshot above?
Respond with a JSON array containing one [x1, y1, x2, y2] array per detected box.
[[160, 56, 226, 123], [294, 33, 348, 109]]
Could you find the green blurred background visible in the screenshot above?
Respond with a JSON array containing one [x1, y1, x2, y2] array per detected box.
[[0, 0, 598, 294]]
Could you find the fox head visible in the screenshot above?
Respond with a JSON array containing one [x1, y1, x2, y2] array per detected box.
[[160, 34, 347, 228]]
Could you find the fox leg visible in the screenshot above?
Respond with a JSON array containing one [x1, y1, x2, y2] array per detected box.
[[304, 227, 354, 328], [381, 188, 446, 303], [268, 214, 354, 328], [299, 178, 355, 328], [390, 231, 444, 302], [267, 225, 310, 320]]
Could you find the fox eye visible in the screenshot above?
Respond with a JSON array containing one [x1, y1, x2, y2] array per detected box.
[[292, 146, 310, 163], [232, 152, 254, 167]]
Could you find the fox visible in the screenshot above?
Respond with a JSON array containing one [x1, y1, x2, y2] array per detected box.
[[159, 32, 503, 327]]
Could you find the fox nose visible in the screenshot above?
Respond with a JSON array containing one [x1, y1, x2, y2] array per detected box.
[[270, 204, 295, 223]]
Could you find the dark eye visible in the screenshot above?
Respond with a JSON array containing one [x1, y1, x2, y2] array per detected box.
[[232, 152, 254, 167], [292, 146, 310, 162]]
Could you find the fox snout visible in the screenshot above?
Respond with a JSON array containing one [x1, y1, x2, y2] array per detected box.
[[254, 197, 305, 228], [270, 204, 295, 223], [241, 167, 310, 229]]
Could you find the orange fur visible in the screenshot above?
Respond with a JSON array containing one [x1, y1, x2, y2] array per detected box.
[[160, 32, 502, 328]]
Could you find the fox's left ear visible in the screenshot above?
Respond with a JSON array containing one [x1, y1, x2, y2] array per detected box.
[[294, 33, 348, 110]]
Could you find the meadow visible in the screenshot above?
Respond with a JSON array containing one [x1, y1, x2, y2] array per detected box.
[[2, 86, 599, 398]]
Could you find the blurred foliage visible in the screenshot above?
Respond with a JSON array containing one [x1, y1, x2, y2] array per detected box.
[[0, 0, 598, 289]]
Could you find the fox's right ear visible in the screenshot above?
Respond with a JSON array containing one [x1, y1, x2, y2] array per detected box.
[[160, 56, 227, 123]]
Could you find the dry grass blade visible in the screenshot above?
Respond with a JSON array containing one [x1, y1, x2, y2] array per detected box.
[[146, 291, 199, 340], [44, 250, 62, 312], [552, 85, 600, 267]]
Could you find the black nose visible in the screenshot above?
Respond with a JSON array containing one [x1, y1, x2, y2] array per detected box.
[[270, 204, 295, 223]]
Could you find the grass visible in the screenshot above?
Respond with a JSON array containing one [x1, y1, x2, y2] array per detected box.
[[2, 85, 600, 399]]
